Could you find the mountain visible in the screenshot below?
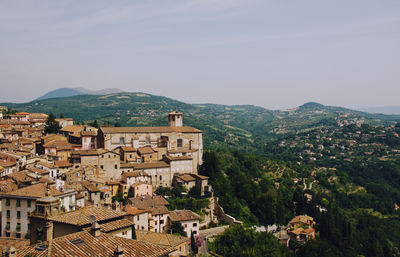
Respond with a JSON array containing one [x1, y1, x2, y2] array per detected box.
[[36, 87, 124, 101], [2, 95, 400, 151], [358, 106, 400, 115]]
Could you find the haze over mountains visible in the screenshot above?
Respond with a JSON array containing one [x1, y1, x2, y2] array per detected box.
[[2, 89, 400, 152], [36, 87, 124, 100]]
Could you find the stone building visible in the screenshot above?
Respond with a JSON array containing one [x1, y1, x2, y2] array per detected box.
[[0, 183, 76, 239], [97, 112, 203, 173]]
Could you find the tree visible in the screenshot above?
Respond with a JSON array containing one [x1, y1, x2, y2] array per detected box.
[[211, 225, 291, 257], [168, 221, 187, 237], [89, 120, 99, 128], [190, 231, 198, 256], [45, 113, 61, 134], [131, 225, 136, 239]]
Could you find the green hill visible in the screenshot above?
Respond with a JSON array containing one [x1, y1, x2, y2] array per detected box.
[[2, 93, 400, 151]]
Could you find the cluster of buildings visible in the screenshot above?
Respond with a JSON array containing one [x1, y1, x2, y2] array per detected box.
[[0, 109, 214, 256]]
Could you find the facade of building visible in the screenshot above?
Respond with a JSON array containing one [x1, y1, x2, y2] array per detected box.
[[97, 112, 203, 173], [0, 183, 76, 239]]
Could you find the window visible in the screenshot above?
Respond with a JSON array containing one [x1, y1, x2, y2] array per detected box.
[[145, 136, 150, 145], [100, 165, 104, 169], [129, 154, 132, 158], [5, 232, 10, 237], [16, 233, 21, 238], [177, 139, 183, 148], [16, 223, 21, 231], [7, 210, 10, 218], [17, 211, 21, 219], [193, 231, 197, 235], [16, 199, 21, 207], [184, 224, 187, 228], [6, 199, 10, 206], [193, 223, 197, 227], [120, 137, 125, 144], [137, 216, 140, 221], [115, 165, 118, 169], [160, 220, 164, 224], [6, 222, 10, 230], [27, 200, 31, 208], [159, 175, 162, 181], [155, 221, 158, 225]]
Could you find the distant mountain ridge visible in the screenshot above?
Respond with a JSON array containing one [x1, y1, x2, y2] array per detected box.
[[36, 87, 124, 100], [358, 106, 400, 115], [2, 93, 400, 151]]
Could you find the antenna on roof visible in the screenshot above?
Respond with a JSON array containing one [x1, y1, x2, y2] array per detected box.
[[89, 214, 97, 224]]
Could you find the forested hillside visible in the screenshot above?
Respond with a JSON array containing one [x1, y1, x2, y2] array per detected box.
[[4, 92, 400, 256]]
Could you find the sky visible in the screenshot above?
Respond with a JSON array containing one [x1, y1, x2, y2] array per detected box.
[[0, 0, 399, 110]]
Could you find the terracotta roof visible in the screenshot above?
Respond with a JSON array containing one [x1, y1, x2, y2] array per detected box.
[[71, 149, 110, 156], [289, 228, 303, 236], [43, 140, 72, 148], [191, 174, 209, 180], [61, 125, 84, 133], [175, 174, 196, 182], [289, 215, 314, 225], [16, 230, 173, 257], [7, 171, 35, 183], [0, 179, 18, 193], [75, 193, 85, 199], [0, 237, 30, 250], [1, 183, 67, 198], [37, 161, 56, 169], [106, 181, 121, 185], [138, 146, 155, 155], [132, 162, 170, 170], [97, 219, 135, 233], [151, 206, 169, 215], [136, 230, 188, 248], [84, 184, 101, 192], [0, 160, 17, 167], [54, 160, 73, 168], [125, 206, 150, 215], [128, 195, 169, 210], [300, 228, 315, 235], [48, 205, 126, 227], [169, 210, 200, 222], [29, 113, 48, 119], [25, 166, 50, 175], [100, 126, 201, 134], [121, 146, 137, 152]]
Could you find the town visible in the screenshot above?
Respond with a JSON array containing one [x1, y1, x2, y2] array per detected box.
[[0, 108, 315, 256]]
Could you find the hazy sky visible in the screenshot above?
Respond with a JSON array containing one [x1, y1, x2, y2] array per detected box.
[[1, 0, 399, 109]]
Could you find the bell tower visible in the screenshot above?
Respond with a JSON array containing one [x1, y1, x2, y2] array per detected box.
[[168, 111, 183, 127], [29, 196, 60, 245]]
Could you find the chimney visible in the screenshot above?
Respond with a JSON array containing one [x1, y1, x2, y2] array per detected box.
[[90, 222, 101, 237], [114, 246, 124, 257]]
